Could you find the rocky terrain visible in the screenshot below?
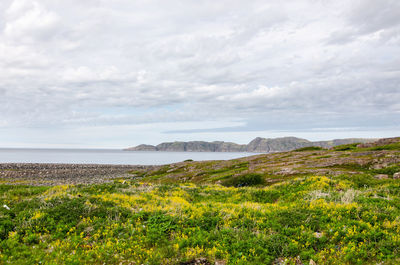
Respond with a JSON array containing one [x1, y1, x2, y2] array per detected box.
[[0, 163, 156, 186], [125, 136, 373, 152], [1, 137, 398, 186], [130, 137, 400, 185]]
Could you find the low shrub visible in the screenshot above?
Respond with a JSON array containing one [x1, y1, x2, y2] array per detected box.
[[373, 165, 400, 176], [222, 173, 265, 187], [294, 146, 324, 152], [333, 143, 360, 151], [367, 143, 400, 151]]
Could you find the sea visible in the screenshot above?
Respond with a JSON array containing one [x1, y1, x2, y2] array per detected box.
[[0, 148, 259, 165]]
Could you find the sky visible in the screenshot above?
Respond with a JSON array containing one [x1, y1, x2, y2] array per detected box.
[[0, 0, 399, 149]]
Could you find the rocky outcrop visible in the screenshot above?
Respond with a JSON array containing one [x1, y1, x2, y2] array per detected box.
[[374, 174, 389, 179], [313, 138, 375, 148], [357, 137, 400, 148], [125, 137, 374, 153]]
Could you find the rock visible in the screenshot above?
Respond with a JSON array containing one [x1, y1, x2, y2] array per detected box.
[[273, 258, 287, 265], [294, 256, 303, 265], [314, 232, 324, 238], [276, 168, 299, 175], [393, 172, 400, 179], [180, 258, 211, 265], [374, 174, 389, 180], [370, 163, 388, 170]]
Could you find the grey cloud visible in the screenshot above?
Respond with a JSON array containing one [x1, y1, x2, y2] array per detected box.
[[0, 0, 399, 142], [348, 0, 400, 34], [327, 0, 400, 44]]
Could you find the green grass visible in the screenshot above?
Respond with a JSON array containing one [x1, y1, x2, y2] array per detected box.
[[373, 165, 400, 177], [332, 142, 400, 152], [333, 143, 360, 151], [315, 155, 332, 159], [221, 173, 265, 187], [1, 175, 400, 264], [294, 146, 325, 152], [366, 143, 400, 151], [327, 163, 400, 178]]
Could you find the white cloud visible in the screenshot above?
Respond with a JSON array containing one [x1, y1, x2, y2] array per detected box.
[[61, 66, 138, 83], [0, 0, 399, 147], [4, 0, 60, 42]]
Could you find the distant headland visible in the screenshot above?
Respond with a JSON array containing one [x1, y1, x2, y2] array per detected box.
[[124, 136, 375, 153]]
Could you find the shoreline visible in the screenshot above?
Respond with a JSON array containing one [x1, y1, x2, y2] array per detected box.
[[0, 163, 157, 186]]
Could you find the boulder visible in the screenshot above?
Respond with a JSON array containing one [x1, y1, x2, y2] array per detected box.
[[180, 258, 211, 265], [393, 172, 400, 179], [370, 163, 388, 170], [314, 232, 324, 238], [374, 174, 389, 180]]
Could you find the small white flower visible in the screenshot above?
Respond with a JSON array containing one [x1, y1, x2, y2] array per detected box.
[[3, 204, 10, 210]]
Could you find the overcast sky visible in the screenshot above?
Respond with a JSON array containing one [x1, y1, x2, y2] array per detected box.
[[0, 0, 399, 148]]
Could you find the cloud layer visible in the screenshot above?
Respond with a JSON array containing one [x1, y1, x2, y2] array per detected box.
[[0, 0, 399, 147]]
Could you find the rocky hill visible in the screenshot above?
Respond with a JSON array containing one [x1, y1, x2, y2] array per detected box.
[[154, 141, 246, 152], [128, 136, 400, 185], [124, 137, 374, 152]]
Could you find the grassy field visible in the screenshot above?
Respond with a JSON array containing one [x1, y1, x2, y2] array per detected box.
[[1, 140, 400, 264]]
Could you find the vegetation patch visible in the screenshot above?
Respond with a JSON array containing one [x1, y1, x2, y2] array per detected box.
[[366, 143, 400, 151], [221, 173, 265, 187], [1, 174, 400, 264], [327, 163, 371, 173], [333, 143, 360, 151], [294, 146, 325, 152], [315, 155, 332, 159], [373, 165, 400, 177]]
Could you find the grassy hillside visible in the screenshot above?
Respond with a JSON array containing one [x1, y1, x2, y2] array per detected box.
[[1, 138, 400, 264], [130, 137, 400, 186]]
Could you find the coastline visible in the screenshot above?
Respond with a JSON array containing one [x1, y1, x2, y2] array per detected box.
[[0, 163, 157, 186]]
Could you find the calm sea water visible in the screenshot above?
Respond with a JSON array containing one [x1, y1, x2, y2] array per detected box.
[[0, 148, 259, 165]]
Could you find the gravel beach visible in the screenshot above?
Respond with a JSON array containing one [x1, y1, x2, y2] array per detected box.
[[0, 163, 157, 186]]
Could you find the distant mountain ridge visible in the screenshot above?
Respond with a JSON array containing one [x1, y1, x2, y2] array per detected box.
[[124, 137, 375, 153]]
